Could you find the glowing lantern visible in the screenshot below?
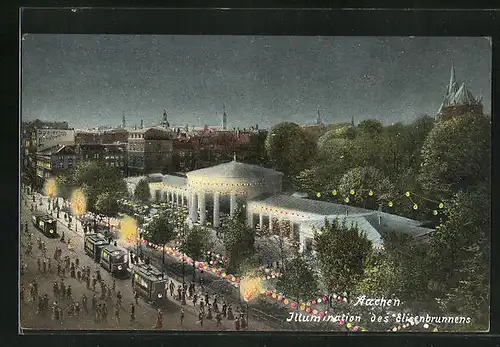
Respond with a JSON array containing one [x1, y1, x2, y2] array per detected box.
[[332, 190, 337, 196], [323, 296, 328, 301], [312, 300, 317, 305], [353, 326, 359, 332], [413, 204, 418, 210], [439, 202, 444, 209], [278, 295, 283, 301], [339, 320, 345, 325], [345, 197, 350, 203], [312, 309, 318, 315], [306, 307, 312, 313], [272, 292, 277, 298], [317, 299, 322, 303], [368, 190, 374, 196], [388, 201, 393, 207], [300, 304, 305, 311], [227, 275, 232, 280], [319, 312, 325, 318], [222, 273, 226, 277], [347, 322, 352, 328], [284, 299, 289, 305], [291, 302, 297, 309], [349, 189, 355, 195], [265, 291, 271, 296]]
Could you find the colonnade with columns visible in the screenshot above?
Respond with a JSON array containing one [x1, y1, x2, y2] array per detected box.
[[188, 190, 239, 227], [154, 188, 189, 207]]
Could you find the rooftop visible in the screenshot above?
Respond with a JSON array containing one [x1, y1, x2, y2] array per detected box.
[[187, 159, 283, 180]]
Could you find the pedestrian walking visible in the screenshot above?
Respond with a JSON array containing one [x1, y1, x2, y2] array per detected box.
[[95, 304, 101, 323], [180, 308, 184, 326], [154, 309, 163, 329], [197, 310, 204, 327], [48, 258, 51, 273], [222, 301, 227, 318], [129, 303, 135, 323], [75, 258, 79, 268], [86, 276, 91, 290], [199, 299, 205, 313], [75, 302, 81, 318], [169, 282, 175, 297], [53, 282, 59, 298], [134, 290, 139, 305], [234, 317, 240, 331], [227, 305, 234, 320], [204, 291, 209, 304], [42, 259, 47, 274], [116, 291, 122, 307], [92, 293, 97, 312], [192, 293, 198, 307], [66, 285, 72, 301], [206, 305, 213, 320], [114, 306, 120, 326], [77, 269, 81, 281], [216, 312, 222, 327], [82, 294, 88, 314], [92, 276, 97, 291], [112, 279, 116, 292], [102, 303, 108, 323], [37, 258, 41, 272]]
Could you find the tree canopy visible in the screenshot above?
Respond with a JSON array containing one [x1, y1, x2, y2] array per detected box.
[[276, 254, 319, 302], [337, 166, 395, 209], [144, 211, 177, 246], [428, 185, 490, 329], [419, 113, 491, 199], [314, 218, 372, 299], [95, 192, 119, 217], [180, 225, 212, 264], [265, 122, 317, 177], [222, 204, 256, 274], [134, 178, 151, 203]]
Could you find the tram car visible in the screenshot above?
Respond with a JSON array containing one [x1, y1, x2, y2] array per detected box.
[[31, 212, 58, 238], [100, 244, 129, 276], [84, 233, 110, 262], [132, 263, 168, 303]]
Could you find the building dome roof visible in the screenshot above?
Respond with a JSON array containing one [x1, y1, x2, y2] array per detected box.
[[187, 159, 283, 181]]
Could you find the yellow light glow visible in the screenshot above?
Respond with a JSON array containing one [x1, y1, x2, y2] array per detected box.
[[413, 204, 418, 210], [71, 188, 87, 216], [388, 201, 393, 207], [344, 197, 350, 203], [239, 276, 264, 302], [332, 190, 337, 196], [316, 192, 321, 198], [349, 189, 355, 195], [439, 202, 444, 209], [119, 215, 138, 245], [405, 191, 411, 197], [433, 210, 438, 215], [44, 178, 58, 198], [368, 190, 374, 196]]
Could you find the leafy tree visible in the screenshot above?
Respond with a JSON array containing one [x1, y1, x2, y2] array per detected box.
[[323, 123, 357, 141], [314, 218, 372, 300], [337, 166, 395, 209], [95, 192, 119, 217], [180, 225, 213, 281], [428, 185, 490, 329], [356, 232, 432, 303], [419, 113, 491, 199], [222, 204, 255, 274], [144, 211, 176, 248], [358, 119, 383, 137], [134, 178, 151, 203], [265, 122, 317, 179], [277, 254, 319, 302], [71, 161, 128, 213], [55, 173, 74, 200]]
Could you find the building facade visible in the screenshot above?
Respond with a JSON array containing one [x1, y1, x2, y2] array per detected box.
[[126, 159, 434, 253], [437, 62, 483, 120], [127, 127, 174, 175]]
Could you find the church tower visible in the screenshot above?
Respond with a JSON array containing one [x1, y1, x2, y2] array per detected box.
[[162, 109, 170, 129], [221, 103, 227, 130], [122, 111, 126, 129], [316, 106, 322, 125]]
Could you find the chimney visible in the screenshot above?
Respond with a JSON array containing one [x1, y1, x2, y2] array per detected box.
[[140, 119, 144, 129]]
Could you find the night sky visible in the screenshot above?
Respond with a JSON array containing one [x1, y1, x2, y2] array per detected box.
[[21, 35, 491, 130]]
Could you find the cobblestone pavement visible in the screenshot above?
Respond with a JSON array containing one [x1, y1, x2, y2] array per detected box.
[[20, 190, 269, 331]]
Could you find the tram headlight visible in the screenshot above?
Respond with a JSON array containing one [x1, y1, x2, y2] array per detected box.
[[118, 265, 123, 270], [158, 293, 163, 298]]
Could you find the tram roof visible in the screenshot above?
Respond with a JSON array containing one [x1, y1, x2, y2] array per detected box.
[[102, 244, 126, 254], [133, 264, 166, 281]]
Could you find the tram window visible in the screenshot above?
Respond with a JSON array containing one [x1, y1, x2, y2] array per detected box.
[[135, 275, 149, 291]]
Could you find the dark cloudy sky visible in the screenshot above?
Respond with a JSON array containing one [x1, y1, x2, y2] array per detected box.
[[21, 35, 491, 130]]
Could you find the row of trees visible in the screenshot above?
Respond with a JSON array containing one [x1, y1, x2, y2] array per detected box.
[[55, 161, 128, 217], [264, 113, 491, 331]]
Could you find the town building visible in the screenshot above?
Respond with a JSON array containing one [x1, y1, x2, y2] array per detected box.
[[76, 143, 128, 174], [125, 159, 434, 253], [35, 145, 78, 184], [437, 62, 483, 120], [127, 126, 175, 175], [75, 128, 128, 145]]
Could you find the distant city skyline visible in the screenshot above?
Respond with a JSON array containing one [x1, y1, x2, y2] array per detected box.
[[21, 35, 491, 130]]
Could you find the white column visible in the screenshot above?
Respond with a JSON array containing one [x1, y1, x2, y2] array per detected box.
[[259, 213, 264, 229], [230, 193, 237, 217], [190, 191, 198, 222], [198, 192, 206, 224], [269, 213, 273, 233], [177, 192, 181, 206], [247, 210, 253, 227], [299, 233, 305, 253], [213, 192, 220, 228]]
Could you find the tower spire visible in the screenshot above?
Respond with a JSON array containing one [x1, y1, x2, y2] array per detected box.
[[162, 109, 169, 128], [351, 115, 355, 127], [316, 105, 321, 125], [448, 60, 458, 94], [221, 103, 227, 130], [122, 111, 126, 129]]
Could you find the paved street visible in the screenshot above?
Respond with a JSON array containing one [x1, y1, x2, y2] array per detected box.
[[20, 189, 277, 331]]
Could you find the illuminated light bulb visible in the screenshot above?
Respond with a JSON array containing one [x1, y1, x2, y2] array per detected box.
[[392, 327, 397, 332], [347, 322, 352, 328], [368, 190, 374, 196], [332, 190, 337, 196], [413, 204, 418, 210], [388, 201, 393, 207], [316, 192, 321, 198], [345, 197, 350, 203], [439, 202, 444, 209], [349, 189, 355, 195], [433, 210, 438, 215], [405, 191, 410, 197], [423, 324, 429, 329]]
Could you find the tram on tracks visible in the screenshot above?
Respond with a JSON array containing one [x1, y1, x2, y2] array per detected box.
[[84, 232, 109, 263], [100, 244, 130, 277], [31, 212, 58, 238], [131, 263, 168, 303]]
